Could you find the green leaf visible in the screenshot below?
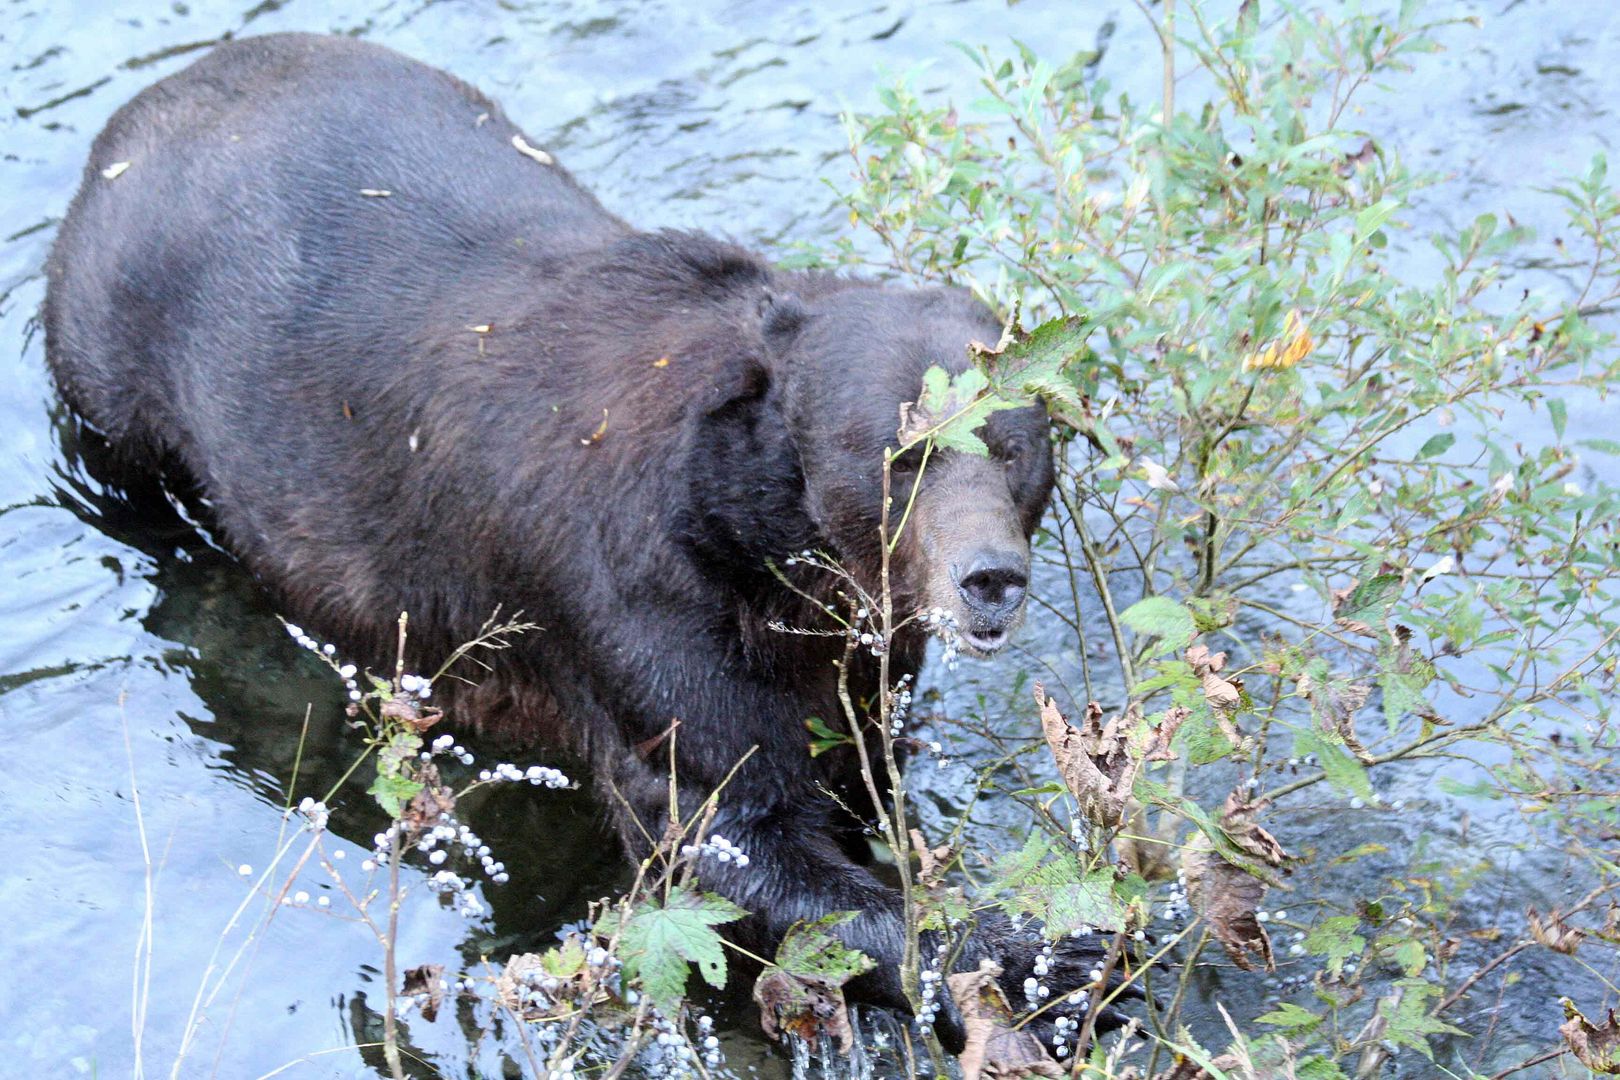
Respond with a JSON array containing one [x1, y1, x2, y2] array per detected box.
[[613, 887, 747, 1011], [1354, 198, 1400, 242], [1255, 1002, 1322, 1031], [993, 830, 1055, 890], [1417, 433, 1455, 459], [1295, 728, 1372, 798], [1548, 397, 1567, 442], [541, 937, 588, 978], [1340, 573, 1402, 629], [368, 773, 423, 818], [1120, 596, 1198, 656], [1294, 1058, 1349, 1080], [804, 715, 852, 757], [1378, 979, 1466, 1058], [771, 911, 876, 983], [986, 314, 1093, 413], [903, 364, 1021, 455], [1304, 915, 1366, 978], [1389, 938, 1427, 977], [997, 846, 1126, 935], [1179, 709, 1240, 764], [1042, 867, 1127, 936]]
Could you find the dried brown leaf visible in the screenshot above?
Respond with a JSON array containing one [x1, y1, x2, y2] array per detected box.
[[1220, 794, 1288, 867], [1036, 684, 1141, 828], [496, 952, 551, 1020], [1144, 706, 1191, 762], [1296, 669, 1373, 762], [379, 695, 444, 733], [755, 968, 858, 1053], [1181, 794, 1291, 972], [910, 828, 953, 890], [1188, 646, 1242, 712], [1529, 907, 1585, 955], [1560, 998, 1620, 1073], [403, 962, 444, 1021], [400, 762, 456, 837], [947, 960, 1062, 1080]]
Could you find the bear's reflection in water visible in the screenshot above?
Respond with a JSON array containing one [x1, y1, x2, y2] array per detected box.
[[48, 412, 628, 1068]]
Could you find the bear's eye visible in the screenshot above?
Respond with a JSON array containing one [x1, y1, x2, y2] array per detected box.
[[997, 435, 1030, 464], [887, 443, 926, 474]]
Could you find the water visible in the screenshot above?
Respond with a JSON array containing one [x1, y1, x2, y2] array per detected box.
[[1, 1, 1616, 1077]]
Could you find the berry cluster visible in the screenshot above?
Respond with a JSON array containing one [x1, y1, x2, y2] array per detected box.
[[679, 833, 751, 868]]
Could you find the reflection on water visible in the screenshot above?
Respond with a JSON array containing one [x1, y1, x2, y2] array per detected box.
[[1, 0, 1615, 1076]]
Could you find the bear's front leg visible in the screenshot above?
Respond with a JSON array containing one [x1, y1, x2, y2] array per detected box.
[[602, 752, 1131, 1054]]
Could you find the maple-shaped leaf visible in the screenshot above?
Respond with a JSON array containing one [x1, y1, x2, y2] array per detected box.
[[601, 887, 746, 1012]]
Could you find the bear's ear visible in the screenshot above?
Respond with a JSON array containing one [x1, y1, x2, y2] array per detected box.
[[685, 345, 817, 583], [759, 290, 808, 347]]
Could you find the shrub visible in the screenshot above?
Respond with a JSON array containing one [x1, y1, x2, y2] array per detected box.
[[784, 1, 1620, 1075]]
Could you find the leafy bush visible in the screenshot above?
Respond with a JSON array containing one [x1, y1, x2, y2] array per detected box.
[[783, 1, 1620, 1076]]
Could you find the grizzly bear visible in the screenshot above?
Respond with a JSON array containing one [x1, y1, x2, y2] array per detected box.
[[44, 33, 1119, 1048]]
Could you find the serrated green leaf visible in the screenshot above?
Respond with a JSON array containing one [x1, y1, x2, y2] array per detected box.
[[1042, 867, 1126, 935], [1295, 1058, 1349, 1080], [773, 911, 876, 982], [1378, 979, 1466, 1058], [1390, 937, 1426, 977], [368, 773, 423, 818], [1304, 915, 1366, 978], [615, 887, 747, 1011], [1341, 574, 1402, 629], [1255, 1002, 1322, 1031], [1120, 595, 1197, 655], [984, 314, 1093, 412]]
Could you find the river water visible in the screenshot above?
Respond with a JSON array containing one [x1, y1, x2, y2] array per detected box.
[[1, 1, 1615, 1077]]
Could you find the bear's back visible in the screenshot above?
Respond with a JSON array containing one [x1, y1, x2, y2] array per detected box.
[[45, 32, 627, 460]]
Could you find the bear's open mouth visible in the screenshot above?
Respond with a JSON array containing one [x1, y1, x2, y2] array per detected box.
[[960, 626, 1011, 655]]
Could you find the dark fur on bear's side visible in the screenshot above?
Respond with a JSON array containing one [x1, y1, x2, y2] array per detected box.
[[45, 33, 1123, 1048]]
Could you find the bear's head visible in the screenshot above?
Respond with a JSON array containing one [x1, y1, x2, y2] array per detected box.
[[734, 284, 1055, 655]]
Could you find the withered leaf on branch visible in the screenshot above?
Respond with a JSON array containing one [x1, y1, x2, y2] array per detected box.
[[1187, 645, 1243, 712], [496, 936, 594, 1021], [1529, 907, 1585, 955], [1296, 669, 1373, 763], [400, 762, 456, 837], [1560, 998, 1620, 1074], [380, 694, 444, 733], [755, 968, 856, 1051], [402, 963, 445, 1021], [753, 912, 875, 1054], [911, 828, 954, 890], [1144, 706, 1191, 762], [1181, 793, 1292, 972], [1036, 684, 1142, 828], [947, 959, 1062, 1080]]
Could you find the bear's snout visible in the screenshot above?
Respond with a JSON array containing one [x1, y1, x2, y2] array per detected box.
[[953, 552, 1029, 651]]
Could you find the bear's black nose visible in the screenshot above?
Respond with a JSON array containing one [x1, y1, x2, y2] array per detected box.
[[956, 555, 1029, 620]]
